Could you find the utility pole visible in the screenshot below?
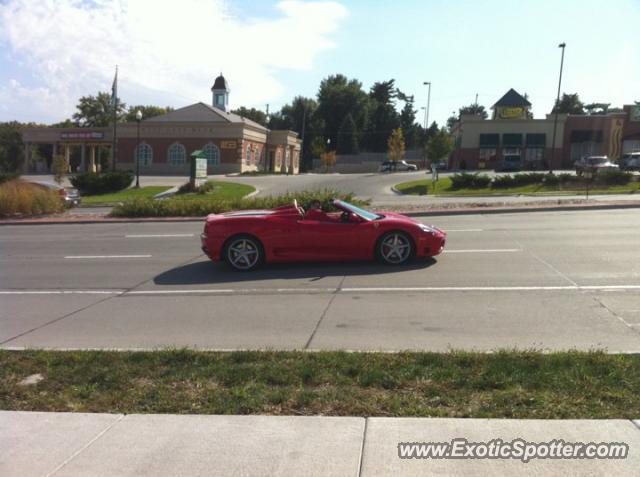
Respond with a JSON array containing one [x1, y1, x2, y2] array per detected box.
[[550, 42, 566, 174]]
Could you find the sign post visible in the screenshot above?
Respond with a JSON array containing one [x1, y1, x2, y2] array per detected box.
[[190, 150, 208, 189], [584, 170, 593, 200]]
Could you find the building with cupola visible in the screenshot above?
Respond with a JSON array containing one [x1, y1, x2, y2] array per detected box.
[[21, 74, 302, 175]]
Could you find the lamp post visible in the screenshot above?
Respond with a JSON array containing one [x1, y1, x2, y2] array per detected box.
[[135, 109, 142, 188], [423, 81, 431, 130], [550, 42, 566, 174]]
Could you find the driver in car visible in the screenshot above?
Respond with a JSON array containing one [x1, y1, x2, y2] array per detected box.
[[304, 200, 331, 221]]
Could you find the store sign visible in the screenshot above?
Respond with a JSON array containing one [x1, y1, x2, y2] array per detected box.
[[60, 131, 105, 140], [221, 141, 236, 149], [499, 107, 524, 119], [195, 158, 208, 179]]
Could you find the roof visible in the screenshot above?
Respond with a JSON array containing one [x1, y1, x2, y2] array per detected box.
[[211, 74, 229, 91], [144, 102, 266, 130], [492, 89, 531, 108]]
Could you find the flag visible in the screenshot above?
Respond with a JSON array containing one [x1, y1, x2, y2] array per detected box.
[[111, 66, 118, 108]]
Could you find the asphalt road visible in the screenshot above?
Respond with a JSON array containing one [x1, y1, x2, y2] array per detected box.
[[1, 209, 639, 352]]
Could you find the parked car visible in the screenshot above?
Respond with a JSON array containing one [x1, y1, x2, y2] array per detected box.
[[379, 160, 418, 172], [575, 156, 619, 176], [28, 181, 81, 206], [200, 199, 446, 271], [621, 152, 640, 171]]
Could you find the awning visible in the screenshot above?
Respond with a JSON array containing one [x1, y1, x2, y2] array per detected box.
[[502, 133, 523, 146], [526, 133, 546, 147], [570, 130, 604, 143], [479, 133, 500, 147]]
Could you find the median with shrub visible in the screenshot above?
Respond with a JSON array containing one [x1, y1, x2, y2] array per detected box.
[[70, 171, 134, 195], [110, 188, 369, 217], [0, 180, 66, 217], [396, 171, 638, 196]]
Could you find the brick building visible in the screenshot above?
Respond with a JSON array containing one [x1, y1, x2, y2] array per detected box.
[[21, 74, 302, 175], [450, 89, 640, 170]]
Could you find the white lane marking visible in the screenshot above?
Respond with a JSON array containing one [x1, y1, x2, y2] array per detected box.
[[442, 229, 484, 232], [0, 290, 124, 295], [2, 285, 640, 296], [125, 234, 194, 238], [444, 249, 521, 253], [64, 255, 152, 259]]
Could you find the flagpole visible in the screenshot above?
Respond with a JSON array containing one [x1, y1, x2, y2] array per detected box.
[[112, 65, 118, 170]]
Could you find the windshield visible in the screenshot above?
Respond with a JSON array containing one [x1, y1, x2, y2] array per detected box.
[[588, 158, 607, 165], [334, 200, 381, 221]]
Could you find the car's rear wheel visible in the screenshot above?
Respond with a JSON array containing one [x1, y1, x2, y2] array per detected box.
[[224, 235, 263, 271], [376, 231, 414, 265]]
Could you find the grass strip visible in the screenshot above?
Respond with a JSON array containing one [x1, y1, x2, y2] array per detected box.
[[172, 181, 255, 201], [396, 177, 640, 196], [1, 349, 638, 418], [80, 186, 172, 206]]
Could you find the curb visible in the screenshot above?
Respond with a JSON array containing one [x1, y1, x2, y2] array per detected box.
[[2, 201, 639, 225]]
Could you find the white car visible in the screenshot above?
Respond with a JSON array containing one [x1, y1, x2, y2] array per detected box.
[[379, 160, 418, 172]]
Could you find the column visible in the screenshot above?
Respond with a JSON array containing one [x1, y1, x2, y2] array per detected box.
[[80, 143, 86, 172], [64, 144, 71, 173], [23, 142, 31, 174], [89, 146, 96, 172]]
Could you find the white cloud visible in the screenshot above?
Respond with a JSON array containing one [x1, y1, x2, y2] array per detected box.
[[0, 0, 348, 122]]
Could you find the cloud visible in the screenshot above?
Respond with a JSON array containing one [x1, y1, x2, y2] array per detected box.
[[0, 0, 348, 122]]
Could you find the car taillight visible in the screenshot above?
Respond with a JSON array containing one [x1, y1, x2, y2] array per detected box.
[[58, 189, 67, 198]]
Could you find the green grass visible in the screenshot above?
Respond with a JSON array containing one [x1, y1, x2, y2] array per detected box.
[[2, 349, 639, 418], [80, 186, 172, 205], [396, 177, 640, 196], [173, 181, 255, 201]]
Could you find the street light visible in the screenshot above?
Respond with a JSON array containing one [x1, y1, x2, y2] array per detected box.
[[422, 81, 431, 130], [135, 109, 142, 188], [550, 42, 566, 174]]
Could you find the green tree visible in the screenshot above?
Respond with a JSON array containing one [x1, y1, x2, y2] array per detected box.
[[426, 128, 454, 163], [316, 74, 370, 148], [458, 103, 488, 119], [363, 79, 400, 152], [72, 92, 127, 127], [52, 154, 67, 184], [337, 114, 359, 154], [231, 107, 269, 126], [310, 136, 326, 159], [387, 128, 405, 164], [0, 122, 25, 172], [399, 98, 420, 149], [552, 93, 585, 114], [125, 105, 174, 122]]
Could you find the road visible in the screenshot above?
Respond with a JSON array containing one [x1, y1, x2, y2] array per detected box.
[[1, 209, 639, 352]]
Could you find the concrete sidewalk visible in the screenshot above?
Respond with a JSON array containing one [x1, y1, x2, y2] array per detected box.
[[2, 411, 639, 476]]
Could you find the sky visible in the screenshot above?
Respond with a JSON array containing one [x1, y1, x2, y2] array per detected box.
[[1, 0, 639, 126]]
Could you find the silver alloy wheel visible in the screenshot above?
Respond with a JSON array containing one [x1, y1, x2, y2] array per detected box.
[[379, 233, 411, 264], [227, 238, 260, 270]]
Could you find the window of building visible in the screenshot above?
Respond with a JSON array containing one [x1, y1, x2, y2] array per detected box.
[[203, 143, 220, 166], [479, 149, 497, 161], [623, 140, 640, 153], [502, 134, 523, 147], [168, 143, 186, 166], [246, 145, 252, 165], [526, 133, 546, 147], [255, 147, 262, 166], [135, 143, 153, 167], [525, 148, 544, 166], [479, 134, 500, 147]]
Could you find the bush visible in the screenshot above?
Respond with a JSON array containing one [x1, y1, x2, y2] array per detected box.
[[70, 171, 134, 195], [0, 180, 65, 217], [111, 188, 370, 217], [593, 170, 632, 186], [450, 173, 491, 190], [491, 173, 548, 189], [0, 172, 19, 184]]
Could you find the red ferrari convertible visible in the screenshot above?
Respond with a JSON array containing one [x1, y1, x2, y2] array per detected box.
[[200, 199, 446, 271]]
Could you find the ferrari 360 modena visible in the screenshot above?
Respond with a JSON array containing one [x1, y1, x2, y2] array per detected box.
[[200, 199, 446, 271]]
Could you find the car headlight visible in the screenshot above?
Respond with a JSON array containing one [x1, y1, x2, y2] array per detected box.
[[417, 223, 437, 234]]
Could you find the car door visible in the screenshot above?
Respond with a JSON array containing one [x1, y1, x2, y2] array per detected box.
[[298, 217, 375, 261]]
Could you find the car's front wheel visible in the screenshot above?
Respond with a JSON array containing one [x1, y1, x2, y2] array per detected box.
[[224, 235, 263, 271], [376, 231, 414, 265]]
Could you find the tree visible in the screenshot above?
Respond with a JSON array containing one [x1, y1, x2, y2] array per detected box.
[[72, 92, 127, 127], [52, 154, 67, 184], [125, 105, 174, 122], [426, 129, 454, 163], [0, 122, 25, 172], [316, 74, 369, 148], [387, 128, 405, 164], [337, 114, 359, 154], [446, 115, 458, 132], [458, 103, 488, 119], [363, 79, 400, 152], [552, 93, 585, 114], [310, 136, 326, 159], [231, 107, 268, 126], [399, 99, 419, 149], [320, 150, 336, 172]]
